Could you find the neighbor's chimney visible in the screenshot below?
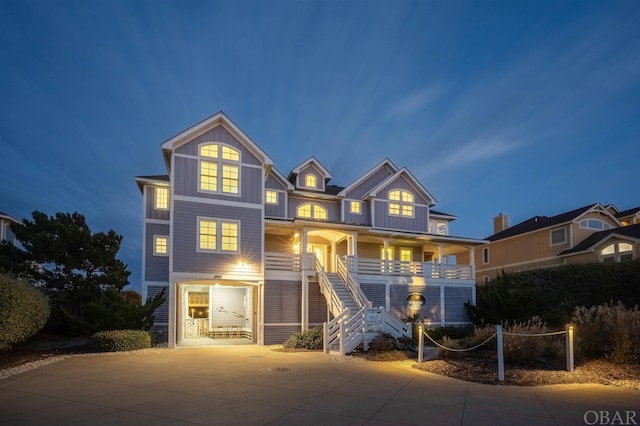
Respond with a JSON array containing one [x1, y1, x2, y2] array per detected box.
[[493, 213, 508, 234]]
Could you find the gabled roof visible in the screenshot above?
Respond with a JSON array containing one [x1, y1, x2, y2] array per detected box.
[[134, 175, 170, 193], [559, 223, 640, 256], [364, 167, 437, 206], [336, 158, 398, 198], [288, 156, 333, 183], [267, 167, 295, 191], [487, 203, 618, 241], [160, 111, 273, 173], [615, 206, 640, 219]]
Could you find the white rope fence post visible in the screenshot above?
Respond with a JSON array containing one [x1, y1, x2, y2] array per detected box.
[[418, 324, 424, 363], [566, 323, 575, 372], [496, 325, 504, 382]]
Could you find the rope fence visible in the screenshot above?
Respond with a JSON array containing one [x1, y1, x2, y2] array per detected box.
[[417, 324, 575, 382]]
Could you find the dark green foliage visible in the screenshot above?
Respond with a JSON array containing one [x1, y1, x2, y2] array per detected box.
[[0, 211, 165, 335], [0, 273, 50, 349], [425, 325, 475, 341], [90, 329, 152, 352], [368, 332, 416, 352], [466, 262, 640, 326], [282, 327, 323, 349]]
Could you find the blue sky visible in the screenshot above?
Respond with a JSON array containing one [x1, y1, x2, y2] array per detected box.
[[1, 0, 639, 292]]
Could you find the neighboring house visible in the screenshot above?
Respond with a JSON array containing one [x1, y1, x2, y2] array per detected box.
[[614, 206, 640, 226], [0, 211, 21, 246], [136, 112, 485, 352], [464, 203, 640, 284]]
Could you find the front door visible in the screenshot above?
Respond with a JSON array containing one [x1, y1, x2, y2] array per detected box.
[[308, 244, 329, 271]]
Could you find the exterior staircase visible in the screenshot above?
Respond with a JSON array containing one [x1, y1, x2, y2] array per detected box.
[[316, 256, 411, 355]]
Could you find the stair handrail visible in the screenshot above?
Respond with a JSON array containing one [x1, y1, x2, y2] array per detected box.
[[323, 309, 349, 354], [337, 256, 372, 309], [380, 308, 411, 337], [316, 255, 345, 318]]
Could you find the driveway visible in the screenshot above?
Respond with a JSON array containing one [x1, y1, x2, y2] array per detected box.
[[0, 345, 638, 425]]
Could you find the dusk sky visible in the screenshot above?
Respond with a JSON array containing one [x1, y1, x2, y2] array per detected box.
[[1, 0, 639, 292]]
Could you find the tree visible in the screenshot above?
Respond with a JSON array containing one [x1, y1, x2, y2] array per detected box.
[[0, 211, 164, 335]]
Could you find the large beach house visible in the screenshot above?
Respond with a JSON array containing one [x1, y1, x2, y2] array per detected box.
[[135, 112, 485, 353]]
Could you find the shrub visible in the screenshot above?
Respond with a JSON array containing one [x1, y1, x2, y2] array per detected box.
[[502, 316, 547, 364], [435, 336, 463, 359], [0, 273, 50, 349], [368, 332, 397, 352], [573, 301, 640, 364], [425, 325, 474, 341], [282, 327, 323, 350], [90, 329, 152, 352]]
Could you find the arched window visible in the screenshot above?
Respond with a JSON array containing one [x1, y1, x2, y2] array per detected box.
[[305, 174, 317, 188], [580, 219, 611, 230], [297, 203, 327, 220], [199, 143, 240, 194], [601, 242, 634, 263], [388, 190, 414, 217]]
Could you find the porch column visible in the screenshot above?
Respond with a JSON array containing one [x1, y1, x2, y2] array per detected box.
[[258, 281, 264, 345], [383, 240, 390, 275], [330, 238, 337, 273], [301, 276, 309, 331], [169, 281, 177, 348], [437, 244, 443, 263]]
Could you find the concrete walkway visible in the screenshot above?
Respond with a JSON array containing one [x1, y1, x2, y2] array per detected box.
[[0, 345, 638, 425]]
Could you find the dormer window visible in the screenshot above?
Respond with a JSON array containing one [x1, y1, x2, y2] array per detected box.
[[155, 187, 168, 210], [297, 203, 327, 220], [199, 143, 240, 195], [305, 174, 317, 188], [388, 190, 414, 217]]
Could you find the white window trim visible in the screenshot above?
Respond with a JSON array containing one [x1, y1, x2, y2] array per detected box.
[[579, 219, 611, 231], [153, 235, 169, 256], [196, 216, 241, 253], [482, 247, 490, 264], [197, 142, 242, 197], [265, 190, 278, 205], [550, 227, 568, 246], [350, 200, 361, 215], [154, 187, 169, 211], [388, 189, 415, 218], [399, 247, 413, 262], [296, 203, 328, 220]]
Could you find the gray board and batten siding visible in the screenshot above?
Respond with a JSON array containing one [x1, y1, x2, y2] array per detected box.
[[372, 201, 429, 232], [145, 187, 170, 220], [342, 200, 371, 226], [264, 191, 286, 218], [174, 125, 262, 166], [145, 222, 170, 282], [172, 156, 264, 204], [342, 164, 396, 200], [295, 164, 326, 191], [389, 284, 442, 323], [171, 200, 263, 274]]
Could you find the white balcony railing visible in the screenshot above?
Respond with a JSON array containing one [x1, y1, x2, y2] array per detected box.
[[265, 252, 474, 280]]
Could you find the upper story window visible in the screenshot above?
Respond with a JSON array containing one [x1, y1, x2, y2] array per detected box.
[[297, 203, 327, 220], [155, 187, 168, 210], [350, 201, 361, 214], [429, 220, 448, 235], [482, 247, 489, 264], [400, 248, 412, 262], [550, 227, 567, 246], [199, 143, 240, 195], [153, 236, 168, 256], [265, 190, 278, 204], [388, 190, 414, 217], [305, 174, 317, 188], [198, 217, 239, 253], [579, 219, 611, 231]]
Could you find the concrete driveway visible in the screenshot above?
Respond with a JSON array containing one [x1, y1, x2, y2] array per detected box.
[[0, 345, 638, 425]]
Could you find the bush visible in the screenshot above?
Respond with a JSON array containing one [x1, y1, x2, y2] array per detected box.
[[436, 336, 463, 359], [0, 273, 49, 349], [467, 261, 640, 326], [282, 327, 323, 350], [368, 332, 397, 352], [502, 316, 547, 364], [573, 301, 640, 364], [425, 325, 474, 341], [90, 329, 152, 352]]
